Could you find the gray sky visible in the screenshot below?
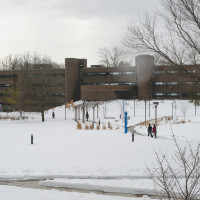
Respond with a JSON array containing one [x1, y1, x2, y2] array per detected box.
[[0, 0, 160, 66]]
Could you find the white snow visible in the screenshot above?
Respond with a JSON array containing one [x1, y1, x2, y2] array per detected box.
[[0, 99, 199, 199]]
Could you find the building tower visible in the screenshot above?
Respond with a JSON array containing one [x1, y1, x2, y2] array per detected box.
[[65, 58, 87, 102], [136, 55, 154, 100]]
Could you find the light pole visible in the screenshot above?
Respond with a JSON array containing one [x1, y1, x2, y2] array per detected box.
[[144, 99, 147, 125], [153, 102, 159, 138], [82, 99, 85, 123], [133, 96, 136, 117], [65, 98, 66, 120], [149, 97, 151, 119]]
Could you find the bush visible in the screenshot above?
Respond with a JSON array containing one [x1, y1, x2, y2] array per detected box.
[[90, 124, 94, 130], [77, 121, 82, 129], [96, 124, 100, 130], [103, 124, 106, 129], [85, 124, 89, 130]]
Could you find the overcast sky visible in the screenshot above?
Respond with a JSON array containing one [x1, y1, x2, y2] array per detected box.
[[0, 0, 160, 66]]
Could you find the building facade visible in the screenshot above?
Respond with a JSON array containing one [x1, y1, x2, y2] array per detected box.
[[65, 55, 200, 102], [0, 66, 65, 111], [0, 55, 200, 111]]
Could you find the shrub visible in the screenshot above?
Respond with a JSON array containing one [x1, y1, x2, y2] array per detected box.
[[103, 124, 106, 129], [85, 124, 89, 130], [96, 124, 100, 130], [90, 124, 94, 130], [77, 121, 82, 129]]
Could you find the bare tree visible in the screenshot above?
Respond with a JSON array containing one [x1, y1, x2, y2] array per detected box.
[[147, 134, 200, 200], [98, 46, 126, 67], [123, 0, 200, 66], [1, 54, 21, 70], [180, 101, 189, 120], [20, 69, 55, 122], [173, 100, 178, 115], [0, 52, 63, 70]]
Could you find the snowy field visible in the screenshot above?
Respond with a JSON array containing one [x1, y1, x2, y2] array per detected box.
[[0, 99, 199, 199]]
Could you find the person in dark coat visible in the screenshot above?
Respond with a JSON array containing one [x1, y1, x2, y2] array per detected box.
[[52, 111, 55, 119], [147, 124, 153, 137], [86, 111, 89, 121], [152, 124, 156, 138]]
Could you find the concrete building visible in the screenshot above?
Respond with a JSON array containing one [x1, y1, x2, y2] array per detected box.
[[0, 66, 65, 111], [65, 55, 200, 101], [0, 54, 200, 111]]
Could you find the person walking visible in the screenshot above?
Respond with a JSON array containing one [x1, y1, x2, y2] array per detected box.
[[86, 111, 89, 121], [52, 111, 55, 119], [152, 124, 156, 138], [147, 124, 153, 137]]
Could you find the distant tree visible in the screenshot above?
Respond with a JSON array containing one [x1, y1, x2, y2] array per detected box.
[[0, 52, 63, 70], [179, 101, 189, 120], [98, 46, 126, 67], [1, 52, 62, 121], [20, 69, 55, 122]]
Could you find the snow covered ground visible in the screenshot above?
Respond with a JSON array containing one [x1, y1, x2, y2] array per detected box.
[[0, 99, 199, 199]]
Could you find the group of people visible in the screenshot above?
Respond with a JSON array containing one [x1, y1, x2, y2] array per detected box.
[[147, 124, 156, 138]]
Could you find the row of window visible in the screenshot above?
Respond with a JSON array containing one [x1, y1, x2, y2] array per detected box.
[[0, 75, 15, 79], [85, 82, 136, 86], [0, 93, 65, 97], [28, 73, 65, 78], [85, 72, 135, 76], [0, 84, 11, 87], [153, 93, 181, 97], [0, 74, 65, 79], [153, 81, 200, 85], [153, 93, 200, 97], [154, 70, 197, 74]]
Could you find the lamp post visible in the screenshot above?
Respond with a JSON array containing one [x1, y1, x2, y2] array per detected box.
[[82, 99, 86, 123], [144, 99, 147, 125], [149, 97, 151, 119], [133, 96, 136, 117], [153, 102, 159, 138], [65, 98, 66, 120]]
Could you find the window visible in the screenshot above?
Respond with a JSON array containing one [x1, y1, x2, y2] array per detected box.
[[86, 73, 96, 76], [167, 93, 181, 96], [167, 70, 177, 74], [187, 70, 197, 74], [185, 82, 193, 85], [97, 72, 107, 76], [153, 71, 166, 74], [167, 82, 177, 85], [153, 93, 166, 96], [0, 75, 13, 78], [0, 84, 11, 87], [110, 72, 123, 75], [153, 82, 166, 85], [123, 72, 134, 75]]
